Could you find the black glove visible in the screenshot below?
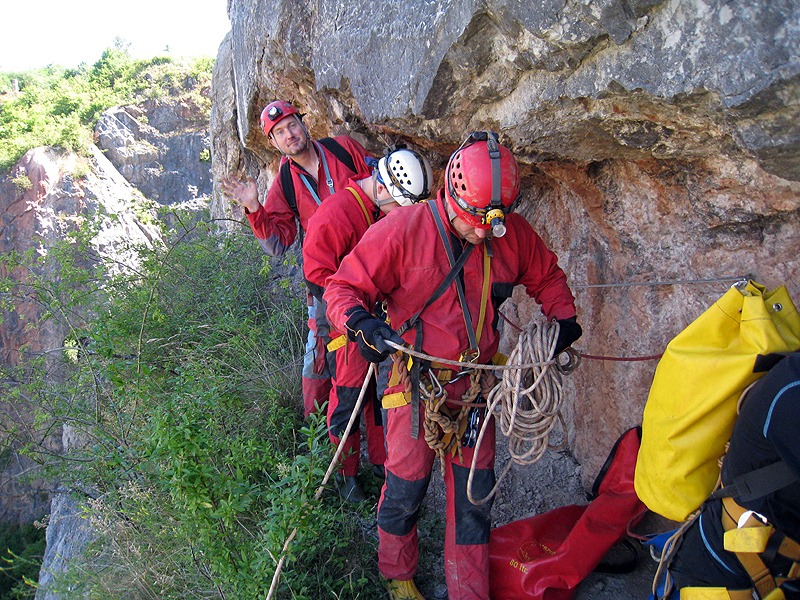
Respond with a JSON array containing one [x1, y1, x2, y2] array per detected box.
[[554, 316, 582, 355], [345, 307, 404, 363]]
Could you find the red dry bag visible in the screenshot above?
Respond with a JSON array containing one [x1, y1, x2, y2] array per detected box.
[[489, 426, 646, 600]]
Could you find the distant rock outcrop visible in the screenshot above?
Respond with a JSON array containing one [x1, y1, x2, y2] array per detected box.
[[0, 145, 160, 518], [210, 0, 800, 483], [95, 96, 212, 206]]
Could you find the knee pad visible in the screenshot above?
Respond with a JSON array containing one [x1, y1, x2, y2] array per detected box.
[[378, 470, 431, 536], [452, 463, 494, 545]]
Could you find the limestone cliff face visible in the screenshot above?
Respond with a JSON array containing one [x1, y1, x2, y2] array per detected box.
[[210, 0, 800, 481], [96, 94, 212, 206], [0, 146, 162, 527], [1, 96, 212, 598]]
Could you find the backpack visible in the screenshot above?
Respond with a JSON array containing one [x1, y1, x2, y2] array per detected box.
[[279, 137, 358, 218], [635, 280, 800, 522]]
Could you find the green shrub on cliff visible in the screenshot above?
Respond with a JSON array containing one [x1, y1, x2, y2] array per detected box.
[[0, 45, 213, 172], [0, 216, 383, 599], [0, 523, 46, 599]]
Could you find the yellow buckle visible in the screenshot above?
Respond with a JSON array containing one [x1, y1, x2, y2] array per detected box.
[[459, 348, 480, 364]]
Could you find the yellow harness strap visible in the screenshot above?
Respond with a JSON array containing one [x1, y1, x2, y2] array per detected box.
[[346, 186, 374, 228], [718, 496, 799, 598], [474, 244, 491, 346], [679, 588, 759, 600], [680, 496, 800, 600], [382, 356, 413, 408], [324, 188, 373, 356], [326, 335, 346, 353]]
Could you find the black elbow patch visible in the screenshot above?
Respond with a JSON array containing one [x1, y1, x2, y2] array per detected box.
[[492, 282, 514, 303]]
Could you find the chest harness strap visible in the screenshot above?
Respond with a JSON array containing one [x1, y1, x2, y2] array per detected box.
[[298, 140, 337, 205], [326, 187, 377, 354], [396, 200, 491, 442], [681, 496, 800, 599]]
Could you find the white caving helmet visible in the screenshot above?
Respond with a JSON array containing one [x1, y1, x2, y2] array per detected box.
[[377, 146, 434, 206]]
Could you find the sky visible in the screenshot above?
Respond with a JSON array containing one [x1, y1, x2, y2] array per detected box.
[[0, 0, 231, 72]]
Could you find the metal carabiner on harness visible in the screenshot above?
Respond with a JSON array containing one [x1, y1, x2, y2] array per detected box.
[[421, 368, 446, 398]]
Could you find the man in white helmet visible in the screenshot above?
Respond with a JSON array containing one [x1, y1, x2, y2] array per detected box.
[[303, 145, 433, 503]]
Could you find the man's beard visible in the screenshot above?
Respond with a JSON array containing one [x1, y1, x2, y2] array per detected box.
[[284, 135, 310, 156]]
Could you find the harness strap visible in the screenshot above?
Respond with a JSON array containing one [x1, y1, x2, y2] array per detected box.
[[679, 588, 765, 599], [318, 140, 335, 194], [711, 461, 797, 503], [428, 199, 481, 356], [476, 242, 492, 340], [298, 140, 338, 205], [720, 496, 800, 598], [345, 186, 375, 228], [326, 335, 346, 353], [298, 173, 321, 206], [396, 204, 474, 440]]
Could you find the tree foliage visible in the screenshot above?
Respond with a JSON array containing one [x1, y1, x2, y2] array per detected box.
[[0, 46, 213, 172], [0, 214, 382, 599]]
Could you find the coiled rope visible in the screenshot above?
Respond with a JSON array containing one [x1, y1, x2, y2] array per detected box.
[[468, 317, 579, 505], [385, 316, 579, 506]]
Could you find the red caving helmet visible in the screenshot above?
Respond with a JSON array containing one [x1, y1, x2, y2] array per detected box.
[[260, 100, 301, 137], [445, 131, 520, 237]]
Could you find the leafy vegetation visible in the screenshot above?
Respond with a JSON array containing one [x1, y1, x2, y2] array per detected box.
[[0, 213, 383, 598], [0, 523, 46, 600], [0, 40, 213, 172]]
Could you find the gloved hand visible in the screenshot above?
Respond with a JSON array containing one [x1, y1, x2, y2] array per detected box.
[[554, 316, 582, 355], [345, 307, 404, 363]]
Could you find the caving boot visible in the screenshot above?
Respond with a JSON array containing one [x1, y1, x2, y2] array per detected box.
[[385, 578, 426, 600], [336, 474, 366, 503]]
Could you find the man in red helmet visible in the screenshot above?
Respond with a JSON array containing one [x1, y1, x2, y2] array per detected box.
[[304, 146, 433, 503], [323, 131, 581, 600], [220, 100, 372, 418]]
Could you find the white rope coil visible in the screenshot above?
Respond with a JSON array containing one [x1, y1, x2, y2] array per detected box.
[[467, 316, 579, 505]]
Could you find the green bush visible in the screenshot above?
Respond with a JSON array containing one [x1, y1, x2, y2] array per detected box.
[[0, 523, 45, 599], [0, 215, 382, 598], [0, 47, 213, 172]]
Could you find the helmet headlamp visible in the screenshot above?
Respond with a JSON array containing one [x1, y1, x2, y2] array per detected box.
[[486, 208, 507, 237], [444, 130, 520, 238]]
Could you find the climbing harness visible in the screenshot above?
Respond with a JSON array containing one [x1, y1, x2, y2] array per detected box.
[[382, 315, 580, 506], [650, 379, 800, 600], [654, 494, 800, 600]]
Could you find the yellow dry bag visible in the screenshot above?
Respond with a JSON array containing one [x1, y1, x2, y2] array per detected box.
[[635, 280, 800, 522]]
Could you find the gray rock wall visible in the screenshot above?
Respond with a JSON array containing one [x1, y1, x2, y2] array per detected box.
[[211, 0, 800, 483], [95, 98, 212, 205]]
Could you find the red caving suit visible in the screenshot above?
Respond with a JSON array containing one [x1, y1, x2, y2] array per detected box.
[[303, 180, 386, 477], [324, 191, 577, 600], [245, 136, 371, 418]]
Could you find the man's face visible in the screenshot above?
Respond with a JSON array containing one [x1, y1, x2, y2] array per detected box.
[[269, 116, 309, 156], [451, 215, 491, 244]]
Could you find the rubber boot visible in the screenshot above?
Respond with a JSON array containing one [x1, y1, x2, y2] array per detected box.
[[336, 474, 366, 503], [385, 578, 426, 600]]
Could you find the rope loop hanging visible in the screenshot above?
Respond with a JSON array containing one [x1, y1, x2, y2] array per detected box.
[[467, 316, 580, 505]]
